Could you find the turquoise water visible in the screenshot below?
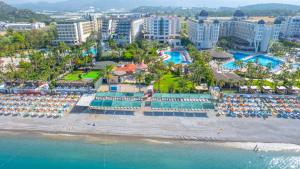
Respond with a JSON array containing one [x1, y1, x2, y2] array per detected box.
[[0, 134, 300, 169], [164, 51, 185, 64], [83, 47, 97, 57], [233, 52, 251, 60], [224, 53, 284, 70]]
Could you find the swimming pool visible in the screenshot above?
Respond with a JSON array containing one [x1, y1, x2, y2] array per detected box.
[[83, 47, 97, 57], [223, 53, 284, 70], [163, 51, 189, 64], [232, 52, 251, 60]]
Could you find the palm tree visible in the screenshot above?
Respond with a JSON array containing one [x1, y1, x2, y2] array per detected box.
[[178, 77, 187, 93], [228, 79, 234, 90], [134, 71, 145, 92], [234, 60, 243, 70], [103, 65, 114, 90], [167, 62, 175, 72], [189, 61, 204, 85], [272, 74, 279, 90], [218, 80, 225, 91], [155, 70, 163, 93], [216, 60, 222, 71], [168, 83, 175, 93]]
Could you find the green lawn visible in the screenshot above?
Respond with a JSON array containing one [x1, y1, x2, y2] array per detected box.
[[154, 73, 194, 93], [63, 71, 101, 81]]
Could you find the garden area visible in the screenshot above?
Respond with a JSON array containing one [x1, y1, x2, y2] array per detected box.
[[154, 73, 194, 93], [63, 71, 102, 81]]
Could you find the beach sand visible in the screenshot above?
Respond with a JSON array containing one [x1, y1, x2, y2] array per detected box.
[[0, 111, 300, 150]]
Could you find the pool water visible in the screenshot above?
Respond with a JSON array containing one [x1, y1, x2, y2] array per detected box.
[[83, 47, 97, 57], [223, 53, 283, 70], [292, 64, 300, 70], [246, 55, 283, 69], [233, 52, 250, 60], [164, 51, 186, 64]]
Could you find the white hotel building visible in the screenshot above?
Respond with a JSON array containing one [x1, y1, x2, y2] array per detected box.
[[188, 10, 220, 49], [143, 15, 181, 47], [219, 10, 281, 52], [279, 15, 300, 38], [55, 19, 98, 45], [99, 17, 143, 45]]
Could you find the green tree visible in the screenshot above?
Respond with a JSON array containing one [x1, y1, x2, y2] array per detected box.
[[134, 71, 145, 92]]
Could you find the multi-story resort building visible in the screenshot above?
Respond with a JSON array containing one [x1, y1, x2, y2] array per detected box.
[[219, 10, 281, 52], [99, 17, 143, 45], [279, 15, 300, 38], [143, 15, 181, 47], [0, 22, 45, 31], [54, 19, 98, 45], [187, 10, 220, 50]]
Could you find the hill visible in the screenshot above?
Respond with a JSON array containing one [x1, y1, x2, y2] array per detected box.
[[0, 1, 49, 22], [12, 0, 300, 16], [240, 3, 300, 11], [132, 3, 300, 17]]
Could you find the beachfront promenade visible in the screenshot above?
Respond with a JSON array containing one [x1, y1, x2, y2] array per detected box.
[[0, 110, 300, 144]]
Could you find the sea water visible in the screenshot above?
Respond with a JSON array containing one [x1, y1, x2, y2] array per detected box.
[[0, 133, 299, 169]]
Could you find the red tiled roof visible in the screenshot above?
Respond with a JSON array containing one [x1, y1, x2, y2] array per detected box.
[[114, 64, 137, 74]]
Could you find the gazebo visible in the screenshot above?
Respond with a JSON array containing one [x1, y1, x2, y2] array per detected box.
[[287, 86, 300, 95], [239, 86, 248, 93], [209, 50, 233, 61], [276, 86, 287, 95], [249, 86, 260, 94], [262, 86, 273, 94]]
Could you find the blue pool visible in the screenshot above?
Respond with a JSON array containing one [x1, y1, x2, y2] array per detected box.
[[83, 47, 97, 57], [164, 51, 189, 64], [223, 53, 284, 70], [232, 52, 251, 60]]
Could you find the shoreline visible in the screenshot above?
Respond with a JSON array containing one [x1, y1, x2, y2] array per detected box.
[[1, 128, 300, 153]]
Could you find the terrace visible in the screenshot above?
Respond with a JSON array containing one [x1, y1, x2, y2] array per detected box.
[[90, 92, 144, 110], [151, 93, 214, 111]]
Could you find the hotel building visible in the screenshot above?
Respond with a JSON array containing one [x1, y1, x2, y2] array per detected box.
[[143, 15, 181, 47], [99, 17, 143, 45], [279, 15, 300, 38], [54, 19, 98, 45], [187, 10, 220, 49], [219, 10, 281, 52]]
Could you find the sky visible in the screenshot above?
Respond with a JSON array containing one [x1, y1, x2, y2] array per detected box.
[[3, 0, 300, 7]]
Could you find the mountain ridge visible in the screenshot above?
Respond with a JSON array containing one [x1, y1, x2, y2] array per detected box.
[[11, 1, 300, 12], [0, 1, 50, 22]]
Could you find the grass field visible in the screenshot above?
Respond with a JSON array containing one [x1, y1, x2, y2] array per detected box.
[[154, 73, 194, 93], [63, 71, 101, 81]]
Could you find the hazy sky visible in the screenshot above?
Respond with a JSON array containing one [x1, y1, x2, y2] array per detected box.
[[3, 0, 300, 7]]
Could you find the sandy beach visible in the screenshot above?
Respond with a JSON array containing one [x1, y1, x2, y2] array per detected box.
[[0, 109, 300, 150]]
